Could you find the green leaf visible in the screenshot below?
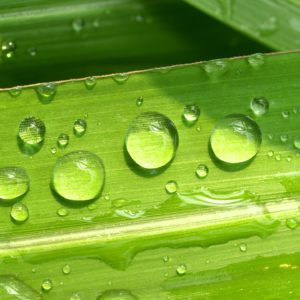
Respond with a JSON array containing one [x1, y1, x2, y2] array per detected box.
[[184, 0, 300, 50], [0, 51, 300, 299], [0, 0, 269, 87]]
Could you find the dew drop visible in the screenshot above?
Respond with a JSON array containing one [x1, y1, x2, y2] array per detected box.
[[280, 134, 288, 143], [247, 53, 265, 68], [125, 112, 178, 170], [195, 164, 209, 178], [8, 86, 22, 97], [293, 138, 300, 149], [250, 97, 269, 116], [203, 60, 228, 75], [97, 289, 138, 299], [113, 73, 129, 84], [27, 47, 37, 57], [286, 156, 292, 162], [163, 255, 170, 262], [165, 180, 178, 194], [51, 147, 57, 155], [239, 243, 247, 252], [36, 82, 57, 103], [72, 18, 85, 33], [84, 76, 96, 90], [136, 96, 143, 107], [0, 167, 29, 201], [281, 111, 290, 119], [19, 117, 46, 145], [62, 264, 71, 275], [176, 264, 187, 276], [267, 150, 274, 157], [210, 114, 262, 164], [41, 279, 53, 292], [10, 203, 29, 223], [57, 133, 70, 148], [275, 154, 281, 161], [1, 39, 16, 59], [286, 218, 298, 230], [73, 119, 87, 137], [57, 207, 68, 217], [70, 293, 82, 300], [182, 104, 200, 125], [52, 151, 105, 201]]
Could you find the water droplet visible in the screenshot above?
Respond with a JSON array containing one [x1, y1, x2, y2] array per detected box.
[[125, 112, 178, 170], [36, 82, 57, 103], [239, 243, 247, 252], [70, 293, 82, 300], [73, 119, 87, 137], [250, 97, 269, 116], [84, 77, 96, 90], [210, 114, 262, 164], [267, 150, 274, 157], [52, 151, 105, 201], [62, 264, 71, 275], [280, 134, 288, 143], [282, 111, 290, 119], [267, 133, 274, 140], [203, 60, 228, 76], [19, 117, 46, 145], [286, 218, 298, 230], [57, 133, 69, 148], [259, 16, 278, 36], [163, 255, 170, 262], [286, 156, 292, 162], [196, 164, 209, 178], [114, 209, 144, 219], [1, 39, 16, 59], [9, 86, 22, 97], [10, 203, 29, 223], [165, 180, 178, 194], [176, 264, 187, 276], [57, 207, 68, 217], [113, 73, 129, 84], [0, 167, 29, 201], [136, 96, 143, 107], [27, 47, 37, 57], [247, 53, 264, 68], [72, 18, 85, 33], [275, 154, 281, 161], [41, 279, 53, 292], [93, 19, 100, 28], [97, 289, 138, 299], [182, 104, 200, 125], [293, 138, 300, 149], [51, 147, 57, 155]]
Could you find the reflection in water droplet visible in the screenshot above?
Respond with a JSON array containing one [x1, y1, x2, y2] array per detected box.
[[286, 218, 298, 230], [113, 73, 129, 84], [239, 243, 247, 252], [210, 114, 262, 164], [176, 264, 187, 276], [182, 104, 200, 125], [1, 39, 16, 59], [165, 180, 178, 194], [62, 264, 71, 275], [294, 138, 300, 149], [250, 97, 269, 116], [247, 53, 264, 68], [84, 77, 96, 90], [36, 82, 57, 103], [73, 119, 87, 137], [195, 164, 209, 179], [10, 203, 29, 223], [41, 279, 53, 292], [57, 133, 70, 148], [97, 289, 138, 299], [57, 207, 68, 217], [0, 167, 29, 201], [136, 96, 143, 107], [52, 151, 105, 201], [19, 117, 46, 145], [9, 86, 22, 97], [72, 18, 85, 33], [125, 112, 178, 170]]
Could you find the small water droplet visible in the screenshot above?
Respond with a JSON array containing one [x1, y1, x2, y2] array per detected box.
[[52, 151, 105, 201], [282, 111, 290, 119], [57, 133, 69, 148], [280, 134, 289, 143], [70, 293, 82, 300], [19, 117, 46, 145], [104, 194, 110, 201], [73, 119, 87, 137], [27, 47, 37, 57], [10, 203, 29, 223], [62, 264, 71, 275], [36, 82, 57, 103], [259, 16, 278, 36], [293, 138, 300, 149], [250, 97, 269, 116], [9, 86, 22, 97], [163, 255, 170, 262], [57, 207, 68, 217], [239, 243, 247, 252], [51, 147, 57, 155], [93, 19, 100, 28], [286, 156, 292, 162], [113, 73, 129, 84], [97, 289, 138, 299], [41, 279, 53, 292], [196, 126, 201, 132], [31, 268, 36, 273], [176, 264, 187, 276], [286, 218, 298, 230], [247, 53, 265, 68], [275, 154, 281, 161], [84, 77, 96, 90], [125, 112, 178, 170], [0, 167, 29, 201], [72, 18, 85, 33], [267, 133, 274, 140], [1, 39, 16, 59], [210, 114, 262, 164], [196, 164, 209, 178], [267, 150, 274, 157], [203, 60, 228, 76], [182, 104, 200, 125], [165, 180, 177, 194], [136, 96, 144, 107]]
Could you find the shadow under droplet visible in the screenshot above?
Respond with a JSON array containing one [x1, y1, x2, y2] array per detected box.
[[17, 136, 43, 156]]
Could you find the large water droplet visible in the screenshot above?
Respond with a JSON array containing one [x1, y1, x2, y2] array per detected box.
[[210, 114, 262, 165], [18, 117, 46, 145], [250, 97, 269, 116], [182, 104, 200, 125], [57, 133, 69, 148], [73, 119, 87, 137], [10, 203, 29, 223], [52, 151, 105, 201], [125, 112, 178, 170], [0, 167, 29, 201], [36, 82, 57, 103], [1, 39, 16, 59], [176, 264, 187, 276], [41, 279, 53, 292], [97, 289, 138, 299]]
